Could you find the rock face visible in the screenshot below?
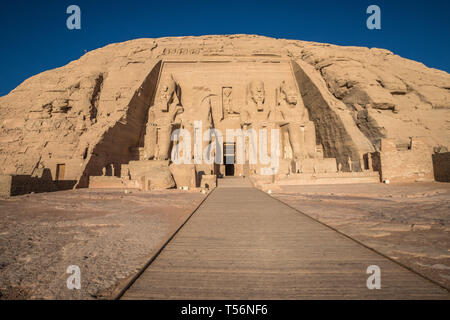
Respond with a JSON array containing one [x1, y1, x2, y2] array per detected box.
[[0, 35, 449, 187]]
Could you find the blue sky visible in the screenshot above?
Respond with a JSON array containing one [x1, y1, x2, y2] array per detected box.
[[0, 0, 449, 96]]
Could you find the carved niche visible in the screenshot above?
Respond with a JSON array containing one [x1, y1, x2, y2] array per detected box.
[[222, 87, 239, 118]]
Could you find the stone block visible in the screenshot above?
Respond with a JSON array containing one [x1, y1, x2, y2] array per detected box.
[[126, 160, 175, 190], [200, 175, 216, 189], [432, 152, 450, 182], [0, 175, 12, 197], [89, 176, 125, 189], [170, 163, 196, 189], [380, 137, 434, 182]]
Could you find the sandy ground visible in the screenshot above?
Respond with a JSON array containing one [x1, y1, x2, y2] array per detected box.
[[271, 182, 450, 290], [1, 182, 448, 299], [0, 188, 205, 300]]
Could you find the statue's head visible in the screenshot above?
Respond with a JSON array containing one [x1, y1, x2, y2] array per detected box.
[[158, 76, 177, 111], [280, 81, 298, 106], [248, 80, 265, 111]]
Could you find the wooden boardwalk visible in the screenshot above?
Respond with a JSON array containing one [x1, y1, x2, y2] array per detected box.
[[122, 178, 449, 299]]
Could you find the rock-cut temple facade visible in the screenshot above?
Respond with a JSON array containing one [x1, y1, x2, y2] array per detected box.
[[0, 35, 449, 196]]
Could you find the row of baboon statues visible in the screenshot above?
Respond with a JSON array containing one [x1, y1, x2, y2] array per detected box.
[[143, 75, 317, 161]]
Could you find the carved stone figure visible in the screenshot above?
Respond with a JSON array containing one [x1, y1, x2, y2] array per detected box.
[[276, 81, 308, 121], [178, 90, 217, 160], [276, 81, 316, 160], [144, 75, 183, 160], [223, 87, 238, 116], [360, 155, 365, 171], [249, 80, 265, 111], [284, 145, 291, 159], [368, 153, 373, 171], [241, 80, 270, 124], [348, 156, 353, 172]]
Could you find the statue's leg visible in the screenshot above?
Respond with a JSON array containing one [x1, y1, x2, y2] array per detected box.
[[183, 124, 194, 162], [144, 124, 157, 160], [267, 124, 281, 159], [304, 121, 317, 158], [157, 125, 173, 160], [202, 125, 213, 163], [287, 123, 304, 160]]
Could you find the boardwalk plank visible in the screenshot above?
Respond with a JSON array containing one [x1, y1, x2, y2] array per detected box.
[[122, 178, 449, 300]]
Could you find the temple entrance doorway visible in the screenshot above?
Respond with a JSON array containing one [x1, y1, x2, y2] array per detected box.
[[225, 163, 235, 176], [224, 142, 235, 176]]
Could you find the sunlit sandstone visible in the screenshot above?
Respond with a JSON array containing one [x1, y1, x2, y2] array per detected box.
[[0, 35, 449, 196]]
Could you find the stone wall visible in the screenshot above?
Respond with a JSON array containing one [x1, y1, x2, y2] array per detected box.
[[0, 168, 57, 197], [380, 138, 434, 182], [432, 152, 450, 182]]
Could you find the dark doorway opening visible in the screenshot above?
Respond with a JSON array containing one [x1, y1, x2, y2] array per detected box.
[[224, 142, 235, 176], [225, 163, 235, 176]]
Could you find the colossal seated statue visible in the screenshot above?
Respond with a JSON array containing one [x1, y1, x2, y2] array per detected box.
[[144, 75, 183, 160], [178, 90, 217, 161], [275, 81, 316, 160]]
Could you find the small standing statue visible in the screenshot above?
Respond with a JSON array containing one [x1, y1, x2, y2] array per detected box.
[[111, 164, 115, 177], [368, 153, 373, 171], [102, 167, 106, 176], [223, 87, 238, 116], [347, 156, 353, 172]]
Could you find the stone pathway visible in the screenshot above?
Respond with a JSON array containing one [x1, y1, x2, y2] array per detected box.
[[122, 178, 449, 299]]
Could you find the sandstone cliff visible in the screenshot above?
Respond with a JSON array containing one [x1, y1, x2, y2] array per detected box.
[[0, 35, 449, 185]]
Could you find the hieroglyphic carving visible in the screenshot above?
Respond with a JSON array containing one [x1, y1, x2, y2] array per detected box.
[[162, 48, 201, 55], [161, 46, 224, 56]]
